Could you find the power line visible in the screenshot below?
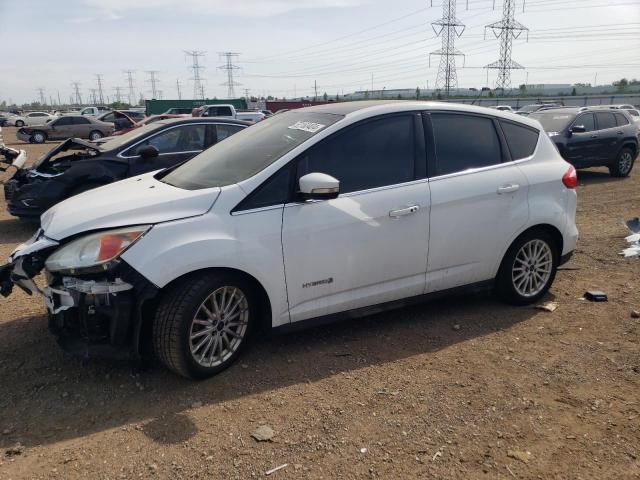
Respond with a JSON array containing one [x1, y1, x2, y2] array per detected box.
[[484, 0, 529, 91], [430, 0, 466, 97], [218, 52, 241, 98], [185, 50, 206, 100]]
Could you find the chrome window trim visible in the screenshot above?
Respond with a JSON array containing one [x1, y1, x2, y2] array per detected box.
[[117, 122, 243, 159], [428, 158, 520, 182]]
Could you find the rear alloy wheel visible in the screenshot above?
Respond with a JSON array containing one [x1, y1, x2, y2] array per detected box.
[[89, 130, 103, 141], [153, 273, 255, 379], [609, 147, 635, 177], [496, 230, 558, 305], [15, 120, 24, 127], [30, 131, 46, 144]]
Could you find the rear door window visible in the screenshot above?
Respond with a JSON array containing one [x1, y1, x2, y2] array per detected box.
[[596, 112, 616, 130], [614, 113, 629, 126], [499, 121, 539, 160], [431, 113, 502, 176], [132, 124, 206, 155], [53, 117, 74, 126], [72, 117, 91, 125]]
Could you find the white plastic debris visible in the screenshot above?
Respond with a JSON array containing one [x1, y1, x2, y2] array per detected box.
[[620, 218, 640, 258]]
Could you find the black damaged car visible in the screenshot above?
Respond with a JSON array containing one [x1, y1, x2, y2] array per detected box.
[[4, 117, 249, 218]]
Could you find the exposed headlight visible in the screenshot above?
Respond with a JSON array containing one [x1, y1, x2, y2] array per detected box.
[[45, 225, 151, 274]]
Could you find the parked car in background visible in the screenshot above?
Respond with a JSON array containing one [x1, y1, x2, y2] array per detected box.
[[4, 117, 249, 217], [110, 114, 189, 136], [489, 105, 513, 112], [79, 106, 111, 116], [164, 108, 194, 115], [515, 103, 563, 116], [15, 115, 113, 144], [0, 102, 578, 379], [530, 107, 639, 177], [8, 111, 57, 127], [96, 110, 139, 133], [194, 104, 266, 123]]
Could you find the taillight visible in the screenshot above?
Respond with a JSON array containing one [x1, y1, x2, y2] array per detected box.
[[562, 165, 578, 189]]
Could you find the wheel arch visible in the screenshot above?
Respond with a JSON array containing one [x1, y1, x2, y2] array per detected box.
[[135, 266, 272, 354], [620, 141, 638, 157]]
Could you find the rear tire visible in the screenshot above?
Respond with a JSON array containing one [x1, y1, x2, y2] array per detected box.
[[153, 272, 256, 379], [15, 120, 24, 127], [88, 130, 103, 141], [609, 147, 635, 177], [496, 229, 559, 305], [30, 131, 46, 144]]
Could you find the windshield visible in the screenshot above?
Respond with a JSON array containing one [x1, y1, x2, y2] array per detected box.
[[529, 112, 576, 131], [96, 121, 168, 151], [518, 105, 543, 113], [161, 111, 343, 190]]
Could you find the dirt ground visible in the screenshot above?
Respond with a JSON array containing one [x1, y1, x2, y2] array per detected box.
[[0, 125, 639, 480]]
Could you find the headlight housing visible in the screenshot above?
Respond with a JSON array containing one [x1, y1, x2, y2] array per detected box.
[[45, 225, 151, 274]]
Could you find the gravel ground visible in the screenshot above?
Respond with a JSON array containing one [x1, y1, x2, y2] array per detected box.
[[0, 126, 639, 479]]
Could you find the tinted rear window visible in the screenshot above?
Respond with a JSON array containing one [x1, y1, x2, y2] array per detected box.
[[614, 113, 629, 126], [500, 121, 539, 160], [529, 112, 575, 132], [596, 112, 616, 130], [431, 114, 502, 176]]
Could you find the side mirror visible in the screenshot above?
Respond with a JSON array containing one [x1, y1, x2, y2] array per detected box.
[[570, 125, 586, 134], [298, 172, 340, 201], [137, 145, 159, 159]]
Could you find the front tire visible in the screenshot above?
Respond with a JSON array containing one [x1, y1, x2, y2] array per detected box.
[[496, 229, 558, 305], [153, 272, 256, 379], [88, 130, 103, 141], [30, 131, 46, 144], [609, 147, 635, 177]]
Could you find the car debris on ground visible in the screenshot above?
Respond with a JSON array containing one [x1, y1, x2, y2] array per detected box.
[[584, 290, 608, 302], [535, 301, 558, 312], [620, 217, 640, 257]]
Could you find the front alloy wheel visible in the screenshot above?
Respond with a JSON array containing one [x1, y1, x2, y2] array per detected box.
[[31, 132, 46, 144], [189, 287, 249, 368], [153, 273, 255, 379]]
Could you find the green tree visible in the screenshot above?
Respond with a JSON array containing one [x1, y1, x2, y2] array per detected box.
[[323, 92, 328, 101], [415, 86, 421, 99], [519, 84, 527, 96], [397, 94, 402, 100], [364, 90, 370, 99], [614, 78, 629, 92]]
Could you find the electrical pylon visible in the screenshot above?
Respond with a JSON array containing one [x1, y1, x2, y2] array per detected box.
[[218, 52, 241, 98], [484, 0, 529, 91], [429, 0, 465, 98]]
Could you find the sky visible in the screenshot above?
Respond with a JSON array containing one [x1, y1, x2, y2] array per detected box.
[[0, 0, 639, 104]]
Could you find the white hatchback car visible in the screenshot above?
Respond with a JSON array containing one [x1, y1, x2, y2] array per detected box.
[[1, 101, 578, 379]]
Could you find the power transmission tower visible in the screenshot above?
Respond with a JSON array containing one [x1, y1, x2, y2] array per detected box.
[[146, 71, 160, 99], [95, 74, 105, 104], [89, 89, 98, 105], [176, 79, 182, 100], [71, 82, 83, 105], [218, 52, 241, 98], [124, 70, 136, 105], [36, 87, 46, 105], [113, 86, 123, 103], [484, 0, 528, 91], [185, 50, 206, 100], [429, 0, 465, 98]]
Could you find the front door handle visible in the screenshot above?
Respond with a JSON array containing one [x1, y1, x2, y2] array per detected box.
[[590, 134, 598, 138], [389, 205, 419, 218], [497, 184, 520, 194], [617, 131, 624, 135]]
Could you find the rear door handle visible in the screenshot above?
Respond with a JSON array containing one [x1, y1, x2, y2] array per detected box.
[[617, 131, 624, 135], [497, 184, 520, 194], [389, 205, 419, 217], [590, 135, 598, 138]]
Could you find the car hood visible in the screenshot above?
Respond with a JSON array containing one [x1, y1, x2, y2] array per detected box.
[[33, 138, 101, 169], [40, 171, 220, 240]]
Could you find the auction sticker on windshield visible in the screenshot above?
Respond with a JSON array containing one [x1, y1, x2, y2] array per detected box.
[[288, 121, 325, 133]]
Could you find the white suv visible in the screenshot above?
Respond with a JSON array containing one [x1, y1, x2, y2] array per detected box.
[[0, 101, 578, 379]]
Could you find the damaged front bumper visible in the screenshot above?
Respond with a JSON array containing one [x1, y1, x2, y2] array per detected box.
[[1, 232, 159, 357]]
